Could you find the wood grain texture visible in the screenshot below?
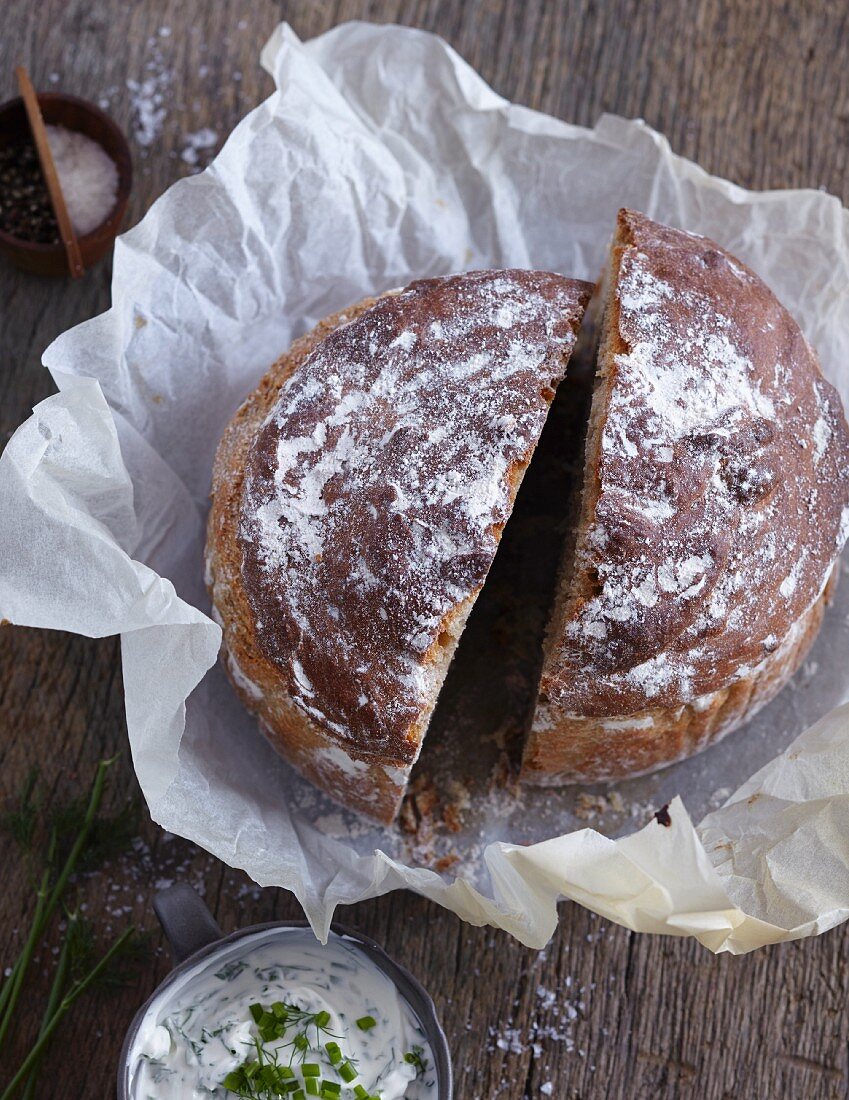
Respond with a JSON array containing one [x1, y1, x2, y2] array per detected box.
[[1, 1, 848, 1097]]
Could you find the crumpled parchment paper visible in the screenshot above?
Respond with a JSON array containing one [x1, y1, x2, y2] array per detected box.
[[2, 21, 849, 953]]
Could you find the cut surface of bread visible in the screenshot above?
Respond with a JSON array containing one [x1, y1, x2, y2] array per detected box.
[[522, 209, 849, 785], [207, 270, 592, 822]]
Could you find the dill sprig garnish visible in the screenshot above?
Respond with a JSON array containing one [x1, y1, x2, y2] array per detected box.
[[64, 916, 151, 991], [249, 1000, 337, 1057], [402, 1045, 428, 1078], [51, 790, 141, 872], [221, 1002, 382, 1100], [0, 767, 41, 851], [1, 763, 141, 875]]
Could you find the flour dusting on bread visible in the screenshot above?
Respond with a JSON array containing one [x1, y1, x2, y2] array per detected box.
[[524, 209, 849, 784], [206, 212, 849, 815], [231, 271, 591, 814]]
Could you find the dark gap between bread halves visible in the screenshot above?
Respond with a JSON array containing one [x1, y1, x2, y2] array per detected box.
[[406, 301, 598, 821]]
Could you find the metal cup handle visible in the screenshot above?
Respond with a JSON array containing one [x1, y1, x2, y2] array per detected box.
[[153, 883, 224, 965]]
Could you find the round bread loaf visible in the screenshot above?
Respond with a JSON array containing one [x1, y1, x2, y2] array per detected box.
[[522, 210, 849, 785], [207, 270, 592, 822]]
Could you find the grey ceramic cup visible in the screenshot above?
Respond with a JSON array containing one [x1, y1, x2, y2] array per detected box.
[[117, 884, 452, 1099]]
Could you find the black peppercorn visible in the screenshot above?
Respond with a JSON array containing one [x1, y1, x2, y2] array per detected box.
[[0, 140, 60, 243]]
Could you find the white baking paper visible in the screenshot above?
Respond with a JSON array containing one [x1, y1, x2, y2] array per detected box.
[[2, 21, 849, 953]]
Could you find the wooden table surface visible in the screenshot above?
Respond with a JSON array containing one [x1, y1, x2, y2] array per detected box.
[[2, 2, 849, 1097]]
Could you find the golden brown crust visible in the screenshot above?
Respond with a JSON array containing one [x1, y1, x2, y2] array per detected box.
[[207, 298, 409, 822], [522, 569, 834, 784], [208, 273, 592, 822], [523, 209, 849, 785]]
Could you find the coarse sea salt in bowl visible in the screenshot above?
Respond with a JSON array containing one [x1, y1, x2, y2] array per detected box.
[[0, 92, 132, 277]]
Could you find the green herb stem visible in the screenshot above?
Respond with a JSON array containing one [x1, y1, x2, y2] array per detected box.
[[0, 866, 51, 1050], [0, 827, 56, 1020], [41, 758, 115, 922], [0, 927, 134, 1100], [19, 911, 78, 1100], [0, 757, 114, 1056]]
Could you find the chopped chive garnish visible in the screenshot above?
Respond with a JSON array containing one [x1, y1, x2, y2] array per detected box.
[[220, 999, 393, 1098]]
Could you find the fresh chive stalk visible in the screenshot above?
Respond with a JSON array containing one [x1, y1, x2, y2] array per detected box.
[[0, 757, 114, 1052], [19, 910, 78, 1100], [0, 758, 143, 1100], [0, 862, 52, 1050], [0, 927, 134, 1100]]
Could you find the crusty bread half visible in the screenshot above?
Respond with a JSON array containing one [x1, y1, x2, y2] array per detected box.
[[207, 271, 592, 822], [522, 210, 849, 785]]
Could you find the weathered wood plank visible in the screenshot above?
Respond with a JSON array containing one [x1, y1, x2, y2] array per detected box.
[[1, 1, 848, 1096]]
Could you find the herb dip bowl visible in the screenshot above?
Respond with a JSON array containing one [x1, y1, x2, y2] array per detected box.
[[118, 884, 452, 1099]]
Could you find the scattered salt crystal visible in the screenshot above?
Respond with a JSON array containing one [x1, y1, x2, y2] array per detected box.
[[495, 1027, 525, 1054], [127, 35, 172, 149], [127, 75, 168, 146], [44, 125, 119, 235], [180, 127, 219, 167]]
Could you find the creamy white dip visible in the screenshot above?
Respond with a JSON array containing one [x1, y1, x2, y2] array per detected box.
[[127, 928, 437, 1099]]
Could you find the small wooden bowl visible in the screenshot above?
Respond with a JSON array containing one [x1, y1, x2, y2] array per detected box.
[[0, 92, 132, 277]]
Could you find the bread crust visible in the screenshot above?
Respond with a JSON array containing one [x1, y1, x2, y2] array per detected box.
[[206, 297, 410, 821], [523, 568, 835, 784], [523, 210, 849, 785], [208, 273, 592, 822]]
